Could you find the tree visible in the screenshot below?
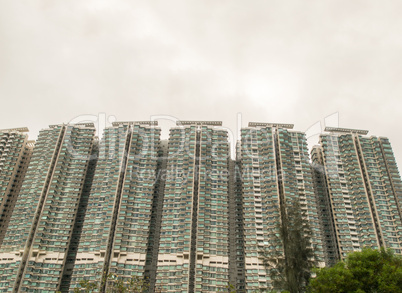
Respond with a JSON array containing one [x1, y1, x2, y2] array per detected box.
[[261, 199, 317, 293], [308, 247, 402, 293], [73, 273, 149, 293]]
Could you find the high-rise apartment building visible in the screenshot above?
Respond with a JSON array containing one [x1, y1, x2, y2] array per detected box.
[[0, 121, 400, 293], [311, 127, 402, 266], [155, 121, 230, 293], [69, 121, 161, 291], [0, 128, 33, 248], [236, 123, 324, 292], [0, 123, 96, 292]]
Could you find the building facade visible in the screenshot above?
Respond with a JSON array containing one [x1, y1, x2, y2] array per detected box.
[[311, 127, 402, 266], [0, 121, 400, 293], [0, 128, 33, 248], [0, 123, 96, 292], [236, 123, 324, 292], [155, 121, 230, 293], [69, 122, 161, 291]]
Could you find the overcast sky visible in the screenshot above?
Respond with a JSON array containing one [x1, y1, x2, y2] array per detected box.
[[1, 0, 401, 167]]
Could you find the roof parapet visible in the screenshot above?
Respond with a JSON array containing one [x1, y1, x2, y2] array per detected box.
[[112, 121, 159, 126], [49, 123, 96, 128], [49, 124, 63, 128], [74, 123, 96, 128], [176, 121, 222, 126], [248, 122, 294, 129], [324, 127, 368, 135], [0, 127, 29, 133]]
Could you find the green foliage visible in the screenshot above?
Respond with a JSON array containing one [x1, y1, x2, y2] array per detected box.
[[261, 199, 317, 293], [218, 282, 292, 292], [73, 279, 98, 293], [217, 283, 237, 293], [308, 247, 402, 293], [73, 273, 149, 293]]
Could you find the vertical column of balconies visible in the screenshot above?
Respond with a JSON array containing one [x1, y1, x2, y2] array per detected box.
[[358, 137, 402, 254], [188, 128, 200, 293], [311, 146, 339, 266], [379, 138, 402, 215], [272, 127, 291, 291], [146, 140, 168, 292], [0, 129, 32, 248], [378, 138, 402, 254], [3, 141, 34, 246], [233, 157, 246, 293], [353, 136, 384, 248], [228, 159, 238, 289], [378, 138, 402, 226], [239, 127, 259, 292], [274, 129, 293, 208], [60, 139, 99, 291]]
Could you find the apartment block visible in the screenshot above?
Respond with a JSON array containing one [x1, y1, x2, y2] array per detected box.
[[0, 128, 33, 248], [236, 123, 324, 292], [69, 121, 161, 291], [0, 123, 96, 292], [155, 121, 230, 293], [311, 127, 402, 266], [0, 120, 400, 293]]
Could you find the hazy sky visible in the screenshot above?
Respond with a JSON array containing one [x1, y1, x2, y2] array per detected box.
[[1, 0, 401, 167]]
